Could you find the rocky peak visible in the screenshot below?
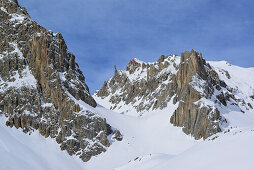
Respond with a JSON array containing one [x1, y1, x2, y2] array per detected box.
[[126, 58, 142, 74], [114, 65, 118, 75], [94, 54, 181, 114], [157, 55, 166, 62], [171, 50, 222, 139], [178, 50, 207, 86], [0, 0, 28, 17], [0, 0, 121, 162]]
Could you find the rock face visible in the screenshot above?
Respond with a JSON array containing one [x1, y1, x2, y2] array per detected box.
[[0, 0, 120, 162], [170, 50, 223, 139], [95, 50, 253, 139]]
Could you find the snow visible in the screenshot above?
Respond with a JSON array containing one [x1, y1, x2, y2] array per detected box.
[[59, 72, 67, 82], [0, 42, 24, 60], [11, 66, 36, 88], [121, 68, 147, 82], [59, 71, 90, 95], [116, 129, 254, 170], [9, 42, 25, 59], [190, 75, 206, 94], [0, 96, 197, 170], [0, 115, 84, 170], [0, 66, 37, 93], [158, 62, 178, 75], [0, 42, 38, 92], [0, 43, 36, 92], [121, 55, 180, 82], [133, 58, 145, 64], [41, 103, 54, 108], [0, 7, 7, 13], [88, 94, 254, 170], [209, 60, 254, 112], [114, 95, 254, 170], [0, 6, 26, 26], [23, 110, 35, 117], [1, 97, 254, 170], [78, 99, 197, 170], [9, 13, 26, 25], [115, 154, 175, 170], [209, 60, 254, 98]]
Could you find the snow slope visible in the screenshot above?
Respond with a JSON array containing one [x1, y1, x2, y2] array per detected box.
[[0, 115, 84, 170], [83, 100, 197, 170], [209, 61, 254, 106], [0, 61, 254, 170], [116, 129, 254, 170], [0, 99, 197, 170]]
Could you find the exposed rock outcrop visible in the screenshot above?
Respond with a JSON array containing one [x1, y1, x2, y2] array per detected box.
[[170, 50, 223, 139], [95, 56, 180, 114], [0, 0, 121, 162]]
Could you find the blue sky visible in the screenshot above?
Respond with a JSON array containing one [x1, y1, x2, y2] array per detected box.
[[19, 0, 254, 93]]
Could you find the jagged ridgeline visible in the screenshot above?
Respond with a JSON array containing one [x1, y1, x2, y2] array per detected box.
[[95, 50, 253, 140], [0, 0, 122, 162]]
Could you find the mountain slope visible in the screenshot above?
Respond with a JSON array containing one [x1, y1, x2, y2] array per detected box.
[[0, 0, 121, 162]]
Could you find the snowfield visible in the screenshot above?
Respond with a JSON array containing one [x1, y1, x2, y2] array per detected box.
[[0, 60, 254, 170], [115, 129, 254, 170]]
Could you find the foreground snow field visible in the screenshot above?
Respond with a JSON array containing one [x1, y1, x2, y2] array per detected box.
[[1, 103, 254, 170], [115, 129, 254, 170], [0, 60, 254, 170]]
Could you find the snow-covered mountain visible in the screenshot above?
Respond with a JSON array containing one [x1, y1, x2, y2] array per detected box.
[[94, 50, 254, 139], [0, 0, 254, 170]]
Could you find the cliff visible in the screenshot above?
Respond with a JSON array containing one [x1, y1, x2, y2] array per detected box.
[[0, 0, 121, 162]]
